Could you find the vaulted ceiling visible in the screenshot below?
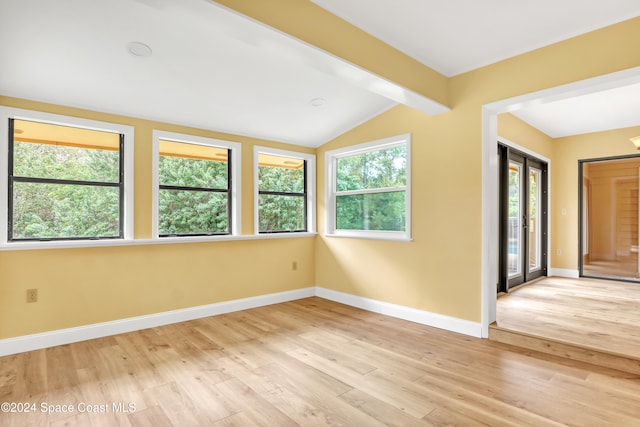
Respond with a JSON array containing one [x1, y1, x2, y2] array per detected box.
[[1, 0, 638, 146]]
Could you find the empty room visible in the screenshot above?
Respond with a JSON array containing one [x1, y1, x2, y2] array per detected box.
[[1, 0, 640, 425]]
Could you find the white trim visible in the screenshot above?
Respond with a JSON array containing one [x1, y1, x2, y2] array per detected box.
[[0, 107, 134, 245], [497, 137, 551, 164], [0, 287, 315, 357], [0, 286, 483, 356], [324, 232, 412, 242], [0, 230, 317, 252], [151, 130, 242, 238], [481, 66, 640, 338], [316, 287, 482, 338], [325, 133, 412, 241], [549, 268, 580, 278], [253, 146, 316, 234]]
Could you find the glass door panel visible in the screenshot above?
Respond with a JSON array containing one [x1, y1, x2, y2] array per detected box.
[[508, 161, 522, 278], [499, 144, 547, 292], [581, 157, 640, 281], [529, 167, 541, 271]]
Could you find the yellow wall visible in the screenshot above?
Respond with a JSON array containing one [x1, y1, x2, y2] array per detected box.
[[1, 7, 639, 338], [495, 114, 640, 273], [552, 126, 640, 269], [315, 17, 640, 323], [0, 96, 315, 339], [497, 113, 553, 159]]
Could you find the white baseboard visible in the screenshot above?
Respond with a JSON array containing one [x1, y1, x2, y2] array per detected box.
[[549, 268, 580, 278], [316, 287, 482, 338], [0, 287, 315, 357], [0, 286, 484, 356]]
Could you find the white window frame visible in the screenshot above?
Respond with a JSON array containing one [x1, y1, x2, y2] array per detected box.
[[253, 146, 316, 235], [325, 133, 411, 241], [152, 130, 241, 239], [0, 107, 134, 248]]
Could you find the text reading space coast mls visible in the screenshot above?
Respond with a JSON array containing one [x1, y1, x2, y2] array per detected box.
[[1, 401, 137, 414]]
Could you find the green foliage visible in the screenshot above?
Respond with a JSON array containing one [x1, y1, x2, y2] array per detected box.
[[530, 171, 538, 219], [335, 146, 406, 231], [159, 190, 228, 235], [336, 192, 405, 231], [159, 156, 227, 189], [336, 146, 406, 191], [14, 141, 119, 182], [258, 164, 303, 193], [259, 194, 305, 232], [508, 168, 520, 219], [158, 155, 230, 235], [12, 142, 120, 239], [258, 165, 306, 232]]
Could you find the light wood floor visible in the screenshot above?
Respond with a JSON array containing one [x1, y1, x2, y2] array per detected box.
[[2, 297, 640, 426], [496, 276, 640, 359], [583, 258, 640, 282]]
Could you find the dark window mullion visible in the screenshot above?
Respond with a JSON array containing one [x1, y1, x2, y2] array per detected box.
[[258, 190, 306, 197], [7, 117, 125, 242], [227, 148, 232, 234], [7, 119, 15, 239], [13, 176, 121, 188], [159, 184, 229, 193], [303, 159, 308, 232], [118, 133, 124, 238], [257, 159, 308, 233]]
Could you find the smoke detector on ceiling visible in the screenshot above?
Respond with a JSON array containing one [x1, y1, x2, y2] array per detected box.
[[127, 42, 153, 57]]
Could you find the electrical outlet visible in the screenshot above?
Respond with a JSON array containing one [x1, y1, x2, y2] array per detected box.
[[26, 288, 38, 303], [292, 261, 298, 271]]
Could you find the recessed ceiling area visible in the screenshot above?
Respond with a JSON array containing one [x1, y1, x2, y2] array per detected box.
[[512, 81, 640, 138]]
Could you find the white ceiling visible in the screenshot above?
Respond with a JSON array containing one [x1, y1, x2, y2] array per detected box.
[[512, 82, 640, 138], [0, 0, 398, 147], [311, 0, 640, 78], [0, 0, 639, 146]]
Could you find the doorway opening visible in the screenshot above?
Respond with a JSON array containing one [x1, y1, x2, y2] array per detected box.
[[498, 144, 548, 292], [580, 155, 640, 282]]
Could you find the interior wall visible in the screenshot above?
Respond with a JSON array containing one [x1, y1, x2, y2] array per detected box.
[[0, 96, 315, 340], [316, 17, 640, 323], [497, 113, 553, 159], [0, 8, 638, 339], [551, 125, 640, 270]]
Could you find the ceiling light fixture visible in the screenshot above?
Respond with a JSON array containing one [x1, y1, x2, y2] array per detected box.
[[127, 41, 153, 57], [309, 97, 326, 107], [631, 136, 640, 150]]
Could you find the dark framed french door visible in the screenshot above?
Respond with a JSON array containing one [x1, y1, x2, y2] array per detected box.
[[498, 144, 548, 292]]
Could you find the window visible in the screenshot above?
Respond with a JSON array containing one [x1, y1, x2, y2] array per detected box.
[[254, 147, 315, 234], [153, 131, 241, 237], [0, 108, 134, 244], [325, 134, 411, 241]]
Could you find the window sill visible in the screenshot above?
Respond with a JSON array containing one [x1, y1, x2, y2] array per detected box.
[[324, 232, 413, 242], [0, 232, 317, 251]]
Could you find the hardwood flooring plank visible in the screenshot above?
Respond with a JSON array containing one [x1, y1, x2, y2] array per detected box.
[[214, 378, 298, 427], [423, 407, 493, 427], [339, 388, 432, 427], [127, 405, 173, 427], [496, 277, 640, 358], [3, 295, 640, 426]]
